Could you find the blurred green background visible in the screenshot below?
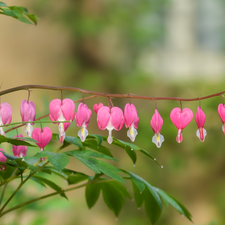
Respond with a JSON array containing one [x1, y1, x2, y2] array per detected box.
[[1, 0, 225, 224]]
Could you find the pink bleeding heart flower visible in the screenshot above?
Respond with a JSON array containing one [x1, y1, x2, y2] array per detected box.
[[20, 99, 36, 137], [124, 103, 139, 142], [12, 134, 27, 158], [32, 127, 52, 161], [195, 107, 207, 142], [170, 107, 193, 143], [218, 104, 225, 134], [93, 103, 104, 114], [150, 109, 164, 148], [0, 102, 12, 136], [0, 148, 6, 171], [49, 98, 75, 143], [75, 103, 92, 142], [97, 106, 124, 144]]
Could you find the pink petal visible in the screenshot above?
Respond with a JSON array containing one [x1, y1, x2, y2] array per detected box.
[[0, 102, 12, 125], [150, 109, 163, 133], [93, 103, 104, 114], [0, 148, 6, 171], [111, 107, 124, 131], [218, 104, 225, 122], [75, 103, 92, 127], [49, 99, 62, 121], [32, 127, 52, 149], [61, 98, 75, 120], [97, 106, 111, 130], [195, 106, 206, 128], [20, 100, 36, 125], [124, 104, 139, 128], [170, 107, 193, 129], [12, 134, 27, 157]]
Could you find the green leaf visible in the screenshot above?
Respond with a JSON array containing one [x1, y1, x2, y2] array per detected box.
[[33, 176, 67, 199], [64, 136, 83, 148], [83, 139, 113, 157], [15, 137, 38, 143], [144, 188, 162, 224], [132, 181, 144, 208], [66, 149, 116, 161], [87, 134, 103, 147], [0, 2, 7, 7], [34, 151, 70, 171], [122, 170, 162, 209], [85, 183, 101, 208], [101, 181, 129, 216], [68, 173, 89, 185], [157, 189, 192, 221], [73, 155, 124, 183], [2, 152, 20, 160], [28, 176, 46, 188], [0, 134, 36, 147]]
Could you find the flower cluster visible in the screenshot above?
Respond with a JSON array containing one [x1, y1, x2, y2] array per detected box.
[[1, 97, 225, 165]]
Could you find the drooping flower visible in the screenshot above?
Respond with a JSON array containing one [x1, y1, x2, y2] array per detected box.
[[12, 134, 27, 157], [195, 106, 207, 142], [124, 103, 139, 142], [32, 127, 52, 161], [75, 103, 92, 142], [49, 98, 75, 143], [20, 99, 36, 137], [93, 103, 104, 114], [218, 104, 225, 134], [0, 148, 7, 171], [97, 106, 124, 144], [0, 102, 12, 136], [170, 107, 193, 143], [150, 109, 164, 148]]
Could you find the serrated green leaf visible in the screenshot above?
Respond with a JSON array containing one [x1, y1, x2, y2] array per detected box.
[[85, 183, 101, 208], [66, 149, 116, 161], [144, 188, 162, 224], [132, 181, 144, 207], [157, 189, 192, 221], [33, 176, 67, 199], [87, 134, 103, 147], [34, 151, 70, 171]]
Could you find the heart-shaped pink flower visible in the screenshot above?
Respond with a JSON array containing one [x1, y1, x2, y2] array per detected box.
[[124, 103, 139, 142], [0, 102, 12, 136], [150, 109, 164, 148], [0, 148, 6, 171], [218, 104, 225, 134], [93, 103, 104, 114], [170, 107, 193, 143], [20, 99, 36, 137], [49, 98, 75, 143], [12, 134, 27, 157], [32, 127, 52, 161], [195, 107, 207, 142], [75, 103, 92, 142], [97, 106, 124, 144]]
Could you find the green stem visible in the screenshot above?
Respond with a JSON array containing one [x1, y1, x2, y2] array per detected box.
[[0, 120, 72, 128], [0, 178, 112, 218]]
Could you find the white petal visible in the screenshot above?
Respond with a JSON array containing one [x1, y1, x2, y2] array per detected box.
[[127, 126, 138, 142], [25, 123, 33, 137], [152, 133, 164, 148], [107, 130, 113, 144], [0, 127, 5, 136], [222, 124, 224, 133], [78, 127, 88, 142], [196, 128, 207, 142]]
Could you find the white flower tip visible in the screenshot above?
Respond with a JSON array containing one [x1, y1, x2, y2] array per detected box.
[[107, 136, 113, 144], [78, 127, 88, 142], [127, 127, 138, 142], [222, 124, 225, 133], [152, 133, 164, 148], [196, 128, 207, 142], [0, 127, 5, 136], [25, 123, 33, 137]]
